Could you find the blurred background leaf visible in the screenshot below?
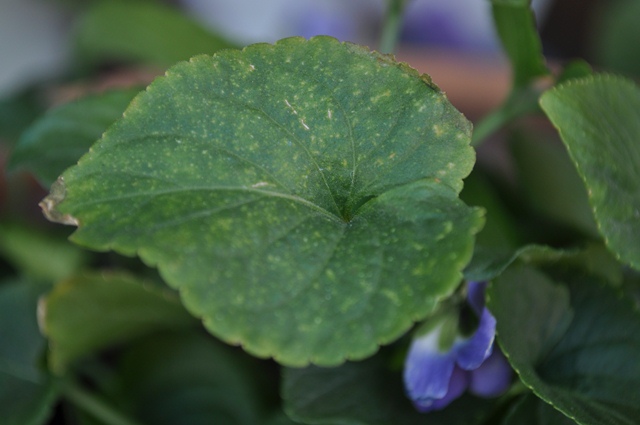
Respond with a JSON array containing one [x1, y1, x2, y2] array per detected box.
[[0, 280, 59, 425], [41, 271, 197, 374], [9, 88, 140, 187], [73, 0, 237, 69]]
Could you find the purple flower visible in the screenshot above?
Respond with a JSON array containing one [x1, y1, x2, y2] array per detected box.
[[403, 282, 512, 412]]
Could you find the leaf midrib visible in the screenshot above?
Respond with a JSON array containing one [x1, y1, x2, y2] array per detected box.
[[70, 185, 343, 224]]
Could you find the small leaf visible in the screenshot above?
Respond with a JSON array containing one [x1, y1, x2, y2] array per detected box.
[[540, 75, 640, 270], [490, 0, 548, 87], [489, 265, 640, 425], [282, 354, 494, 425], [44, 37, 483, 366], [74, 0, 236, 67], [0, 281, 58, 425], [556, 60, 593, 85], [41, 272, 196, 373], [9, 88, 139, 187]]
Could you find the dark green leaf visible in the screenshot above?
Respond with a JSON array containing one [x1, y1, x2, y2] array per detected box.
[[491, 1, 548, 87], [460, 170, 519, 251], [489, 265, 640, 425], [41, 271, 196, 373], [265, 412, 302, 425], [0, 88, 44, 144], [540, 75, 640, 270], [43, 37, 483, 366], [592, 0, 640, 77], [0, 281, 58, 425], [282, 355, 494, 425], [74, 0, 236, 67], [116, 331, 264, 425], [9, 88, 139, 187], [503, 394, 578, 425]]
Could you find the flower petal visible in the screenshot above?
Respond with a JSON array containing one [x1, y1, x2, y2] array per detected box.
[[469, 346, 513, 397], [414, 366, 469, 412], [403, 329, 456, 404], [467, 281, 487, 314], [455, 307, 496, 370]]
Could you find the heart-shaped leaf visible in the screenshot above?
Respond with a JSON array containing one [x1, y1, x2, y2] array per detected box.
[[42, 37, 483, 366]]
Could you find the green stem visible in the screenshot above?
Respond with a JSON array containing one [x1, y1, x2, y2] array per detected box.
[[471, 88, 542, 146], [379, 0, 408, 54], [61, 380, 145, 425]]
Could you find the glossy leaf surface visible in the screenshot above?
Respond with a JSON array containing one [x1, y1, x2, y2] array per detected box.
[[44, 37, 483, 366], [540, 75, 640, 270]]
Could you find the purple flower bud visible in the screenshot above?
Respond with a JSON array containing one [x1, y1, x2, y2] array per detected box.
[[403, 282, 511, 412], [469, 348, 512, 397]]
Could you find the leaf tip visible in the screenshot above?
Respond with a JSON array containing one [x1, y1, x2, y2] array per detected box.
[[40, 177, 79, 226]]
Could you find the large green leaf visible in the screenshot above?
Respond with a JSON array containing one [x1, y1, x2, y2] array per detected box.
[[0, 281, 58, 425], [43, 37, 483, 366], [40, 272, 196, 373], [9, 88, 139, 187], [489, 265, 640, 425], [74, 0, 236, 67], [490, 0, 548, 88], [540, 75, 640, 270], [282, 354, 495, 425]]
